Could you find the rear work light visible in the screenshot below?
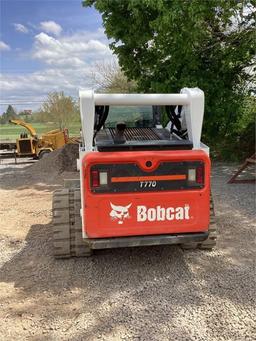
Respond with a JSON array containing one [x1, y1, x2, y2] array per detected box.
[[188, 164, 204, 185], [188, 168, 196, 182], [99, 171, 108, 185]]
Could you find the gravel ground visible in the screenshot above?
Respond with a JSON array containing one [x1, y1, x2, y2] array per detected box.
[[0, 159, 255, 341]]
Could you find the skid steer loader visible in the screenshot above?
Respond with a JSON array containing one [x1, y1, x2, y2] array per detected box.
[[53, 88, 217, 257]]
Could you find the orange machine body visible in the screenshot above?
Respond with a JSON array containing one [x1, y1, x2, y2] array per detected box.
[[82, 150, 210, 238]]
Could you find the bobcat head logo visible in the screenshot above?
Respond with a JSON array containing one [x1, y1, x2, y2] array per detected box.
[[110, 202, 132, 224]]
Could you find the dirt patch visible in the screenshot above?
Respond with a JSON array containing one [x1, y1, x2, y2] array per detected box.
[[28, 143, 79, 175]]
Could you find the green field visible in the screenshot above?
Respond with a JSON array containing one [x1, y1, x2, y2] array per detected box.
[[0, 107, 153, 140], [0, 122, 81, 140]]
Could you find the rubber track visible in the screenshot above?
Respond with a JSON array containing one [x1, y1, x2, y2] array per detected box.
[[52, 188, 92, 258], [181, 194, 217, 250]]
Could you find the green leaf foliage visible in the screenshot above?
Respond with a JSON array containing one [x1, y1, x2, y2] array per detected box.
[[0, 105, 18, 124], [84, 0, 256, 159]]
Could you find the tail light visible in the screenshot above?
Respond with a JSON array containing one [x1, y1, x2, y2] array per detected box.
[[196, 165, 204, 184], [91, 170, 100, 187], [91, 170, 108, 188]]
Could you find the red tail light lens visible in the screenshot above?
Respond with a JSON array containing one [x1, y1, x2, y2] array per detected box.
[[91, 170, 99, 187], [196, 165, 204, 184]]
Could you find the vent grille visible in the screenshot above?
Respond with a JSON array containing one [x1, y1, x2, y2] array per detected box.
[[18, 140, 32, 153], [109, 128, 161, 141]]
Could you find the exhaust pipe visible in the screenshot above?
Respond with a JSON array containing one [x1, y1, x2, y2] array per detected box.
[[114, 122, 126, 144]]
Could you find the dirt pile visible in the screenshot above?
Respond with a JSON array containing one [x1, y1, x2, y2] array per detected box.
[[28, 143, 79, 174]]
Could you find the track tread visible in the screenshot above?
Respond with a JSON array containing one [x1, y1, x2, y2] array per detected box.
[[181, 193, 217, 251], [73, 189, 92, 257], [52, 188, 92, 258]]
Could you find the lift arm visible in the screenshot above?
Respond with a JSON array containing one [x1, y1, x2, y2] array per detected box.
[[9, 119, 37, 137]]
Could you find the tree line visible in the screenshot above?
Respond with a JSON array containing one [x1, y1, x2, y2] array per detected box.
[[0, 92, 80, 129], [84, 0, 255, 160]]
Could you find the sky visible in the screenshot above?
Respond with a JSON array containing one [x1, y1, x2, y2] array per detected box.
[[0, 0, 114, 113]]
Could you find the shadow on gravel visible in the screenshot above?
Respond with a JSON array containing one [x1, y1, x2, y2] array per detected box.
[[0, 220, 208, 338], [0, 209, 255, 340]]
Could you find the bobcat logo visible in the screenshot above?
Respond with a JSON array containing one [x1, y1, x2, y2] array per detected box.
[[110, 202, 132, 224]]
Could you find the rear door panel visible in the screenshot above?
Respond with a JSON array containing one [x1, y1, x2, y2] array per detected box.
[[82, 150, 210, 238]]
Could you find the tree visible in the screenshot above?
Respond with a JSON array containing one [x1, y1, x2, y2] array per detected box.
[[84, 0, 255, 158], [91, 59, 137, 93], [41, 92, 79, 129], [18, 110, 33, 123], [0, 105, 18, 124], [6, 105, 17, 118]]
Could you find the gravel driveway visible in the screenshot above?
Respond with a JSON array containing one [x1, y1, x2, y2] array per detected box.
[[0, 160, 255, 341]]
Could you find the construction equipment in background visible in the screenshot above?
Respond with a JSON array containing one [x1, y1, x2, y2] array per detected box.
[[228, 153, 256, 183], [52, 88, 217, 258], [9, 119, 70, 159]]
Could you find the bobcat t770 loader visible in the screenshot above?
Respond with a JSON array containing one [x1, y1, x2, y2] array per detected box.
[[52, 88, 217, 257]]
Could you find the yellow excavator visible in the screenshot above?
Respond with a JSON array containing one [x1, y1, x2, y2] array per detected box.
[[9, 119, 70, 158]]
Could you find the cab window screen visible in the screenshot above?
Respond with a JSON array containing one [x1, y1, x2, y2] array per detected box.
[[105, 106, 154, 128]]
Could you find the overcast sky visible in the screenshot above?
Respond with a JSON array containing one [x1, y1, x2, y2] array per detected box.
[[0, 0, 114, 113]]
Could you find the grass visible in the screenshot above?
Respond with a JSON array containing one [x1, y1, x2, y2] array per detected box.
[[0, 107, 152, 140], [0, 122, 81, 140]]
